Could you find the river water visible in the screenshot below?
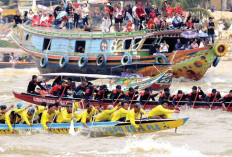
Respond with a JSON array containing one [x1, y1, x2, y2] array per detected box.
[[0, 61, 232, 157]]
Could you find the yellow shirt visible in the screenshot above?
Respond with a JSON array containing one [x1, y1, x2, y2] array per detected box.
[[111, 108, 128, 122], [147, 105, 175, 119], [35, 106, 46, 117], [56, 108, 79, 123], [12, 108, 26, 117], [125, 109, 146, 129], [76, 108, 98, 123], [21, 111, 33, 126], [5, 112, 13, 132], [41, 110, 56, 130], [95, 106, 118, 122], [74, 102, 79, 111], [0, 109, 5, 120]]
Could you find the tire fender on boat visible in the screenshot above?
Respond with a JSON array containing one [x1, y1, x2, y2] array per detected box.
[[96, 54, 107, 67], [59, 55, 69, 68], [78, 55, 88, 68], [212, 43, 228, 57], [212, 57, 220, 67], [40, 54, 48, 68], [155, 54, 168, 66], [121, 53, 132, 65]]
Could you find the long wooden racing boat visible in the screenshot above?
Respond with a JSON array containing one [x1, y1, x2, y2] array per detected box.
[[0, 118, 189, 136], [13, 91, 232, 112], [0, 62, 35, 68]]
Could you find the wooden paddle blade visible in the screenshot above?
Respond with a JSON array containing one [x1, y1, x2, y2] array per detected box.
[[69, 120, 75, 135]]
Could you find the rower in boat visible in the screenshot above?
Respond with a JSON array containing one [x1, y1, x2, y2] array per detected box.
[[57, 103, 79, 123], [84, 86, 98, 103], [187, 86, 206, 105], [12, 103, 32, 117], [95, 104, 119, 122], [75, 103, 101, 128], [21, 107, 36, 127], [140, 88, 159, 105], [222, 90, 232, 111], [125, 87, 139, 102], [125, 103, 146, 131], [57, 81, 69, 97], [110, 85, 125, 104], [27, 75, 46, 95], [74, 80, 88, 97], [50, 84, 60, 96], [35, 102, 47, 123], [159, 88, 172, 104], [54, 102, 62, 123], [41, 104, 57, 131], [206, 89, 221, 106], [0, 105, 14, 123], [51, 76, 62, 87], [5, 111, 22, 133], [147, 100, 179, 119], [95, 85, 110, 107], [172, 90, 188, 107], [67, 78, 76, 91], [111, 101, 129, 122]]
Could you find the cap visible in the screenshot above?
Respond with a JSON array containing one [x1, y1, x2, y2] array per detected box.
[[0, 105, 7, 110], [192, 86, 197, 90], [209, 17, 214, 19], [28, 107, 35, 115], [137, 1, 142, 5], [116, 85, 121, 89], [74, 3, 79, 7], [107, 2, 111, 6], [88, 82, 93, 86], [145, 88, 149, 92], [103, 85, 107, 89], [129, 87, 134, 92], [134, 103, 142, 108], [66, 103, 73, 108], [100, 86, 104, 90], [32, 75, 37, 79], [212, 89, 217, 93], [178, 90, 183, 94], [164, 88, 170, 92], [17, 103, 24, 109], [107, 105, 114, 110], [54, 102, 61, 107]]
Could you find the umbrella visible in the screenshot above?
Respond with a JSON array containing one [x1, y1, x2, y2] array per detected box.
[[56, 11, 67, 19], [180, 31, 198, 39], [198, 32, 208, 38]]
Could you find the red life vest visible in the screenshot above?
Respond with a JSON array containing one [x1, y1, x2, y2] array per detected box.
[[50, 85, 60, 94]]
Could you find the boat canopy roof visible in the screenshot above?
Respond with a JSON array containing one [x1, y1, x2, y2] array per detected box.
[[41, 73, 121, 79], [111, 63, 171, 69]]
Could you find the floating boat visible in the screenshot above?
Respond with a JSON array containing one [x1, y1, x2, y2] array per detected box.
[[11, 25, 228, 80], [12, 91, 232, 112], [0, 118, 189, 136], [0, 62, 35, 68]]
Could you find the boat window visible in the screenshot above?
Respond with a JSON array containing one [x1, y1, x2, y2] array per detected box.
[[26, 34, 30, 41], [43, 38, 51, 51], [75, 41, 86, 53], [141, 38, 156, 49], [133, 38, 141, 49], [124, 39, 132, 50]]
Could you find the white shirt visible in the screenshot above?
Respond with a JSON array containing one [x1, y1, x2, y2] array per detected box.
[[199, 42, 205, 48], [166, 18, 172, 24], [28, 13, 34, 20], [82, 7, 89, 18], [132, 6, 137, 18], [160, 43, 169, 52], [218, 23, 225, 32]]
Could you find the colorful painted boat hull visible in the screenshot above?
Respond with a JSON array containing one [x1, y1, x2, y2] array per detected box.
[[0, 118, 189, 136]]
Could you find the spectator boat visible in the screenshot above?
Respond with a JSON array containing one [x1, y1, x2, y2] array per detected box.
[[0, 117, 189, 135], [0, 62, 35, 68], [11, 24, 228, 80]]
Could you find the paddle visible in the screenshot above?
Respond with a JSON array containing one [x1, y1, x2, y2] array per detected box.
[[48, 113, 57, 131], [58, 86, 67, 102], [192, 90, 199, 108], [226, 100, 232, 110], [113, 92, 122, 106], [88, 90, 95, 104], [87, 108, 97, 137], [129, 91, 136, 110], [175, 94, 184, 110], [101, 91, 105, 107], [143, 93, 151, 106], [69, 102, 75, 135], [30, 110, 36, 132], [139, 113, 142, 132], [210, 92, 218, 110]]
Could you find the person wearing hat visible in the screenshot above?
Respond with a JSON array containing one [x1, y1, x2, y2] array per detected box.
[[27, 75, 46, 95], [31, 12, 41, 27], [21, 107, 36, 127], [0, 105, 14, 123], [206, 89, 221, 106], [95, 103, 120, 122], [140, 87, 160, 105], [172, 90, 188, 107], [41, 104, 57, 131], [96, 85, 110, 107], [110, 85, 125, 103], [207, 17, 215, 44], [125, 103, 146, 130], [135, 1, 146, 30], [159, 88, 172, 104], [187, 86, 205, 104], [5, 111, 22, 133], [147, 100, 179, 119], [56, 103, 79, 123], [84, 85, 98, 103], [125, 87, 139, 102], [111, 101, 129, 122], [221, 90, 232, 111], [75, 103, 101, 128], [12, 103, 33, 118]]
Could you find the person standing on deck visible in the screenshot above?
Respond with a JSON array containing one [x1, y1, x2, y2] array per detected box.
[[147, 100, 179, 119], [159, 88, 172, 104], [27, 75, 46, 95], [113, 3, 125, 32], [222, 90, 232, 111], [111, 101, 129, 122], [140, 88, 160, 105], [206, 89, 221, 106], [135, 1, 146, 30], [172, 90, 188, 107], [208, 17, 215, 44], [125, 103, 146, 131], [41, 104, 56, 131], [187, 86, 206, 105], [110, 85, 125, 104], [82, 3, 89, 29]]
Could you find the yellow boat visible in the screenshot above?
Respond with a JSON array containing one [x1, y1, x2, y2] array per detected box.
[[0, 118, 189, 136]]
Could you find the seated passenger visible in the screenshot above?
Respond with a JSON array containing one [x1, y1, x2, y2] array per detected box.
[[5, 111, 22, 133], [199, 39, 206, 48], [147, 100, 179, 119], [160, 40, 169, 53], [27, 75, 46, 95], [56, 103, 79, 123], [159, 88, 172, 104], [31, 12, 40, 27], [206, 89, 221, 106], [172, 90, 188, 107], [191, 40, 199, 49], [0, 105, 14, 123], [186, 19, 195, 29], [40, 13, 51, 27], [95, 104, 119, 122], [111, 101, 129, 122], [41, 104, 57, 131], [149, 42, 159, 55], [175, 39, 185, 51], [110, 85, 125, 104], [21, 107, 35, 126], [125, 103, 146, 130], [172, 12, 182, 28], [147, 17, 155, 30]]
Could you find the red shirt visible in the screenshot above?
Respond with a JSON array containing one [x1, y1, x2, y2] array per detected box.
[[106, 7, 111, 15], [50, 85, 60, 94], [136, 7, 146, 18], [166, 7, 175, 17], [149, 12, 156, 20], [147, 21, 155, 29], [187, 22, 194, 29], [175, 8, 183, 14]]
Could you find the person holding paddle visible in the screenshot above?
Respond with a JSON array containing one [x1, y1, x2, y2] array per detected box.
[[56, 103, 79, 123], [206, 89, 221, 106], [111, 101, 129, 122], [187, 86, 205, 105], [41, 104, 57, 131], [5, 111, 22, 134], [0, 105, 14, 123], [172, 90, 188, 107], [27, 75, 46, 95], [21, 107, 36, 127], [110, 85, 125, 104], [221, 90, 232, 111], [159, 88, 172, 104], [95, 104, 120, 122], [84, 86, 98, 103], [96, 85, 110, 107], [125, 87, 139, 102], [140, 88, 159, 105]]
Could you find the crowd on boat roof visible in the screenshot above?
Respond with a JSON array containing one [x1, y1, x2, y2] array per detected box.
[[13, 1, 217, 43]]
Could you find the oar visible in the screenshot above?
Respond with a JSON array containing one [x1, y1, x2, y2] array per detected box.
[[44, 81, 49, 93], [58, 86, 67, 102], [226, 100, 232, 110], [113, 92, 122, 106], [175, 94, 184, 110], [87, 108, 97, 137], [139, 113, 142, 132], [143, 93, 151, 106], [101, 91, 105, 107], [69, 102, 75, 135], [210, 92, 218, 110], [192, 90, 199, 108], [88, 90, 95, 104], [30, 111, 36, 132], [129, 91, 136, 110], [48, 113, 57, 131]]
